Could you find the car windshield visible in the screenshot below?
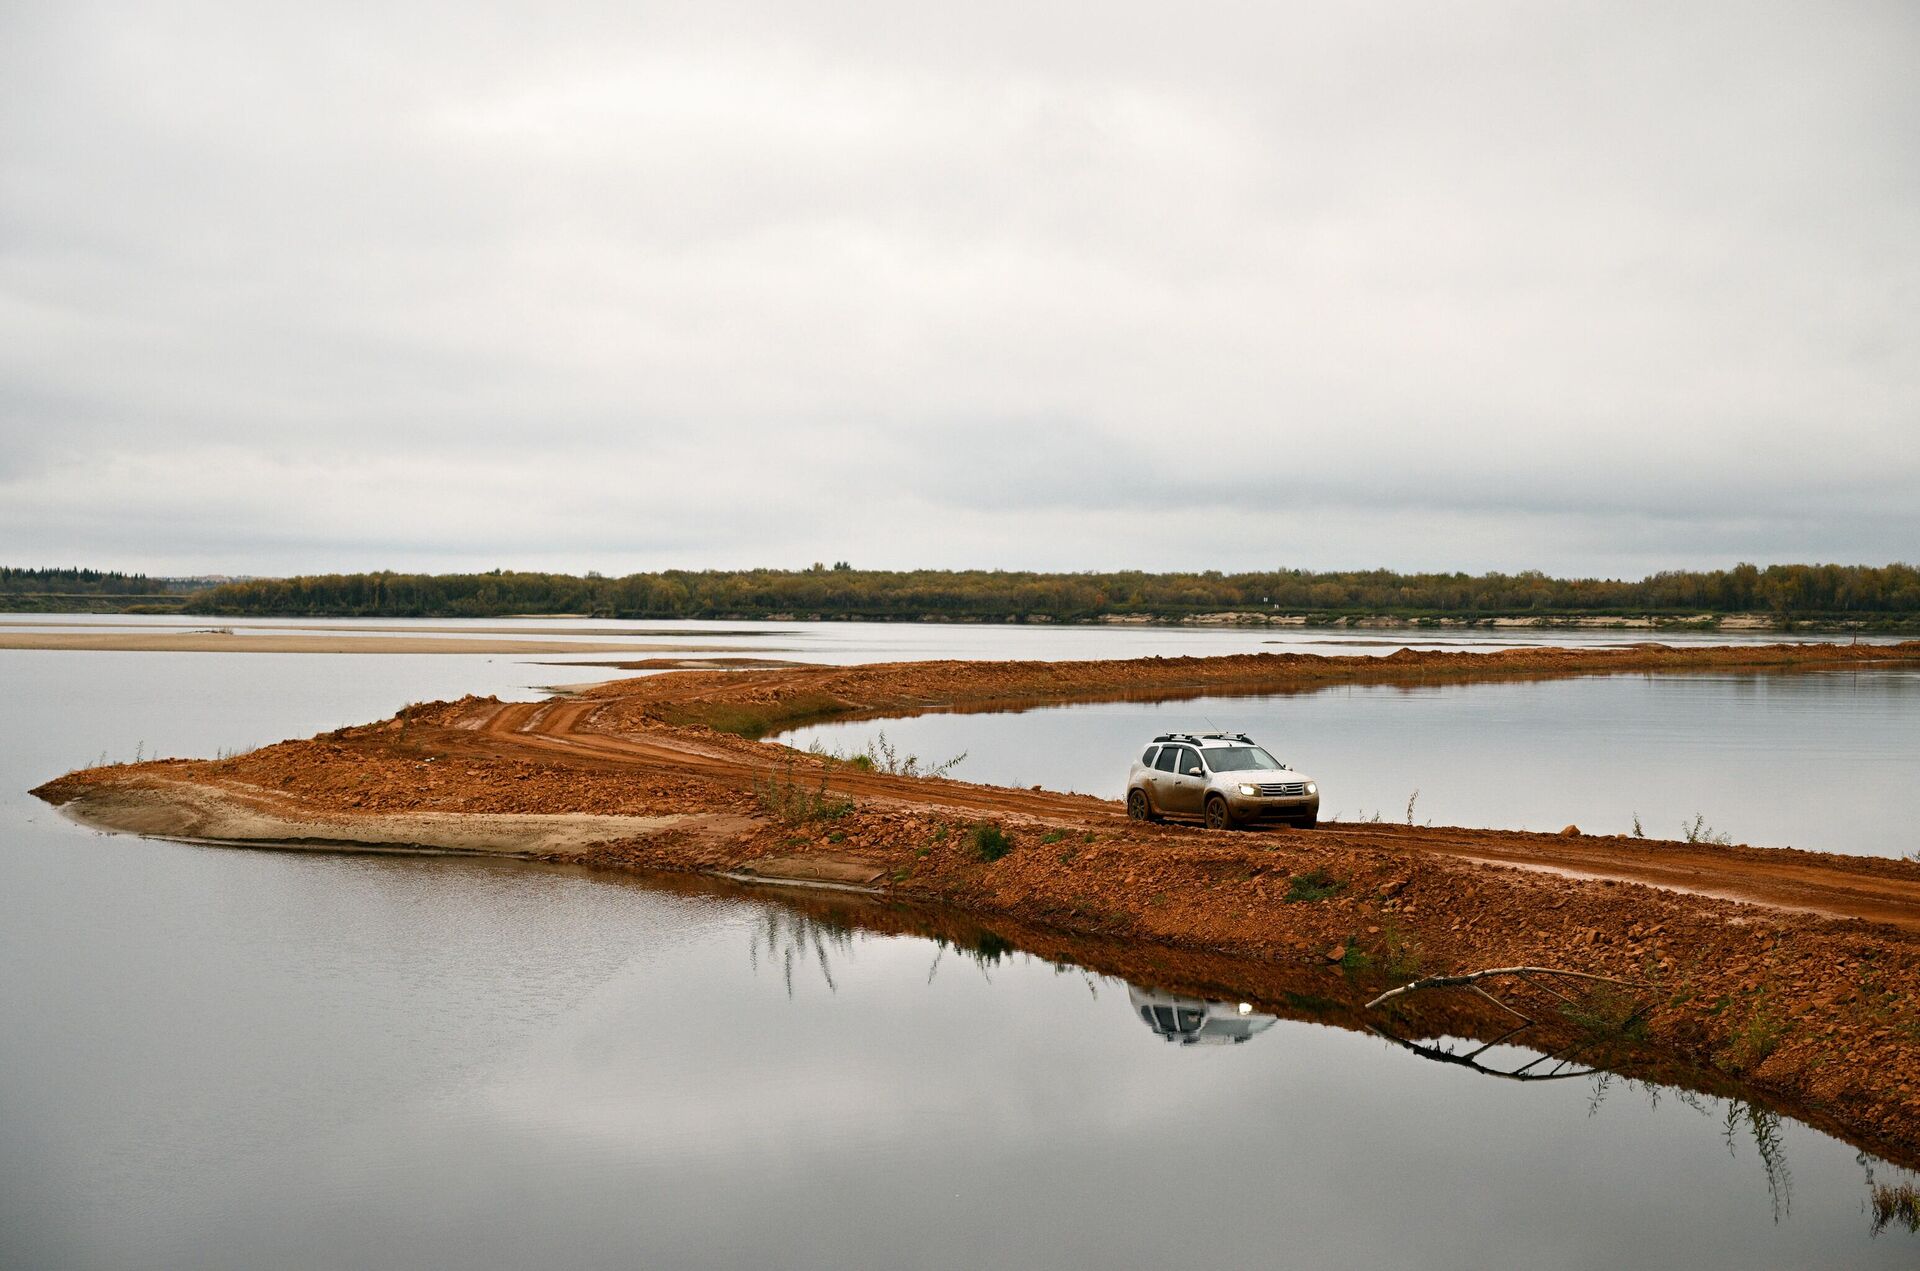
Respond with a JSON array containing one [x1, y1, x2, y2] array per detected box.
[[1202, 746, 1281, 772]]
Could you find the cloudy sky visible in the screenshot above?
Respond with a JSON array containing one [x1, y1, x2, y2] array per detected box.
[[3, 1, 1915, 577]]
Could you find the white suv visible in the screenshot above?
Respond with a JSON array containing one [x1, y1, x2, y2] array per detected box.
[[1126, 732, 1319, 830]]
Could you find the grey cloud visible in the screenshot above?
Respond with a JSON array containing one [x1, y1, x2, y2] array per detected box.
[[2, 1, 1915, 574]]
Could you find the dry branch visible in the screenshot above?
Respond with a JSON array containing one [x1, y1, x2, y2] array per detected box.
[[1365, 966, 1641, 1012]]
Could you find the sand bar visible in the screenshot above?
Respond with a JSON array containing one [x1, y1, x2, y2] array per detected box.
[[0, 619, 785, 638], [0, 631, 781, 655]]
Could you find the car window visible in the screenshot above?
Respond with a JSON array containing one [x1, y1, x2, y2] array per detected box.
[[1203, 746, 1280, 772], [1153, 747, 1180, 772], [1140, 746, 1159, 767], [1177, 747, 1204, 776]]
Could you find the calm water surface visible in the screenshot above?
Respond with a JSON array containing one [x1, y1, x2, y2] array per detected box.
[[4, 629, 1918, 1268], [7, 610, 1904, 664]]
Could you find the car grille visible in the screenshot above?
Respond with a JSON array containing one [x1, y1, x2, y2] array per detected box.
[[1258, 782, 1308, 797]]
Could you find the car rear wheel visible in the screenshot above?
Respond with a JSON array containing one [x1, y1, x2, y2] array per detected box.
[[1204, 795, 1235, 831], [1127, 789, 1159, 822]]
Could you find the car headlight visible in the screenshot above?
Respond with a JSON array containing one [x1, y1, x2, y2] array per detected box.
[[1237, 783, 1258, 796], [1306, 782, 1318, 795]]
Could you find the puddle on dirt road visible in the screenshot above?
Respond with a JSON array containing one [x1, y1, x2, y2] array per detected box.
[[782, 668, 1920, 859]]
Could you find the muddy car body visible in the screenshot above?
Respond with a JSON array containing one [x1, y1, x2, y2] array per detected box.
[[1126, 732, 1319, 830]]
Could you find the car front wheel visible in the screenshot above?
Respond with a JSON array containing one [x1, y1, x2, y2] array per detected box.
[[1204, 795, 1236, 831]]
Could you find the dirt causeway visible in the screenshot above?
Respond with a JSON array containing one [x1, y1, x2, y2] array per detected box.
[[32, 640, 1920, 1166]]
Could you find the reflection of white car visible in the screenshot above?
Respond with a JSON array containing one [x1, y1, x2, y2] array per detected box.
[[1128, 986, 1278, 1046]]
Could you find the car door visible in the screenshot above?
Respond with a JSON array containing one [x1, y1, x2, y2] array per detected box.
[[1158, 746, 1207, 815], [1145, 745, 1182, 812]]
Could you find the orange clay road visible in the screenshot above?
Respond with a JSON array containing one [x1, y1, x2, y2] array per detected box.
[[453, 691, 1920, 933]]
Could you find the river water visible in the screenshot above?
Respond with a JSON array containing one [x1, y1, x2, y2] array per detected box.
[[3, 620, 1917, 1267]]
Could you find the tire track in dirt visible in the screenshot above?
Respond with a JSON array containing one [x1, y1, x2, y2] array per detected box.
[[471, 696, 1128, 823]]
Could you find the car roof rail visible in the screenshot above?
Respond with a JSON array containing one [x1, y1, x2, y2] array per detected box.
[[1151, 732, 1204, 744], [1201, 731, 1255, 744]]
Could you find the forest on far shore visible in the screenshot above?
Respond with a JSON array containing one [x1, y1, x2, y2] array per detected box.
[[6, 562, 1918, 626], [0, 567, 202, 613], [143, 562, 1920, 627]]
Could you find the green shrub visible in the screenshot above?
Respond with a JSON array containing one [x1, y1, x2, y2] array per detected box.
[[1681, 814, 1732, 846], [971, 823, 1012, 862]]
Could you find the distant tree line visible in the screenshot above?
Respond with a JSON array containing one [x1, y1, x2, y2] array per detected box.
[[0, 567, 204, 611], [0, 567, 184, 595], [176, 562, 1920, 625]]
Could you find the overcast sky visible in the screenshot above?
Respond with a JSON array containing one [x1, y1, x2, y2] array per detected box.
[[2, 1, 1915, 578]]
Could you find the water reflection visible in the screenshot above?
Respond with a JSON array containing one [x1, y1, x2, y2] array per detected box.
[[747, 904, 857, 995], [1369, 1021, 1607, 1082], [1865, 1160, 1920, 1237], [1127, 986, 1277, 1046], [724, 876, 1920, 1251]]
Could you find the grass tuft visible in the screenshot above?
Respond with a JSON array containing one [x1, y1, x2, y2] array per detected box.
[[754, 758, 853, 825], [1284, 868, 1345, 903], [1726, 993, 1787, 1073], [1560, 983, 1650, 1043], [1376, 917, 1424, 977]]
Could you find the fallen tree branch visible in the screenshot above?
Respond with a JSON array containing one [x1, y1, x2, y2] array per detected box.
[[1365, 966, 1642, 1011]]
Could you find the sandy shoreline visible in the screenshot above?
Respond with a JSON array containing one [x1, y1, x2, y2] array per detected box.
[[0, 619, 787, 638], [0, 631, 780, 655]]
